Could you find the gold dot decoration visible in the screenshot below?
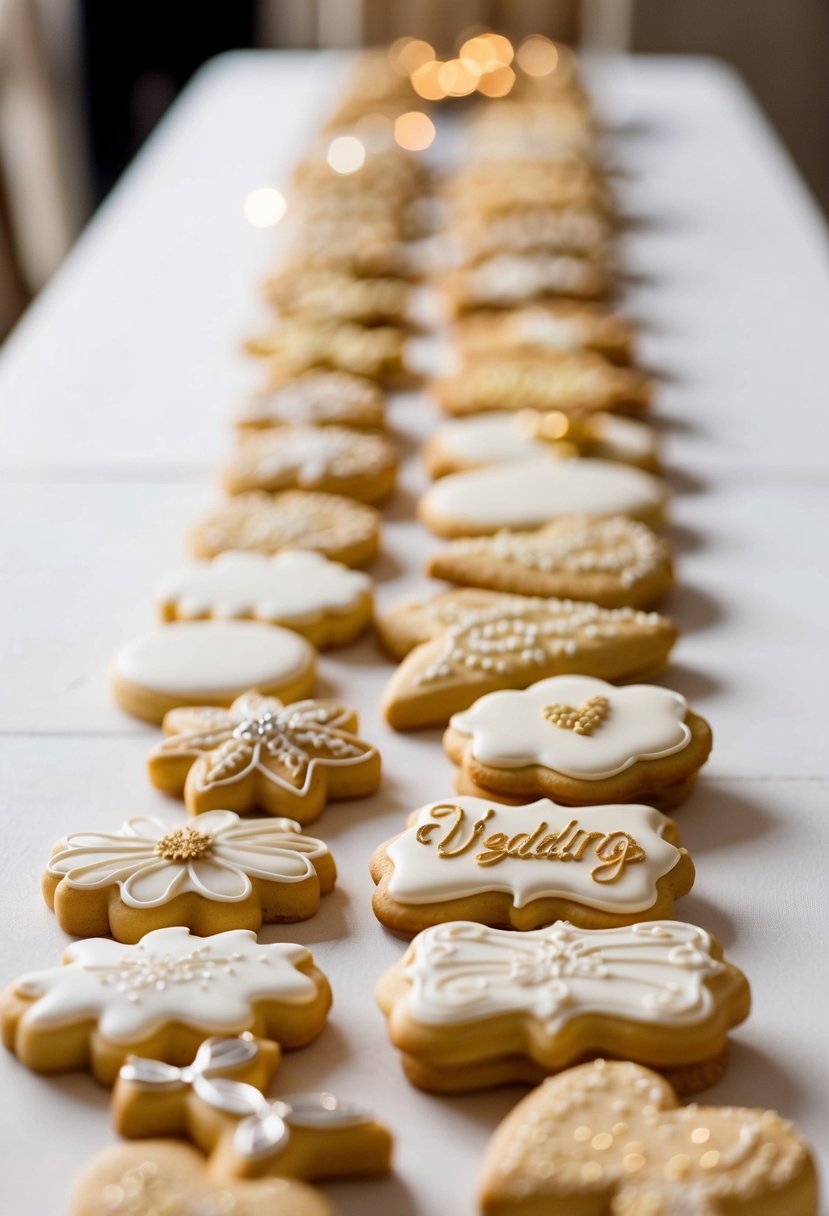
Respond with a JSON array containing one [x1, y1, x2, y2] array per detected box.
[[154, 828, 213, 864], [543, 695, 610, 735]]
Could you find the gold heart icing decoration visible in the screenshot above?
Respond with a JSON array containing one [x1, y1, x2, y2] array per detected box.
[[479, 1060, 818, 1216], [543, 694, 609, 735]]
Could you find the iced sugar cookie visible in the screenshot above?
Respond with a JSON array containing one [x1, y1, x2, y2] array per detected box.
[[377, 920, 750, 1094], [148, 692, 380, 823], [235, 371, 386, 432], [377, 589, 676, 729], [111, 1038, 393, 1184], [245, 318, 409, 386], [479, 1060, 818, 1216], [222, 426, 398, 503], [189, 490, 381, 567], [444, 253, 611, 312], [264, 267, 410, 326], [426, 516, 672, 609], [445, 675, 712, 810], [43, 811, 336, 941], [112, 621, 316, 726], [418, 458, 667, 538], [445, 159, 611, 217], [369, 796, 694, 936], [454, 302, 634, 364], [156, 551, 373, 648], [432, 354, 650, 418], [457, 208, 612, 265], [72, 1143, 332, 1216], [0, 926, 331, 1085], [422, 411, 659, 478]]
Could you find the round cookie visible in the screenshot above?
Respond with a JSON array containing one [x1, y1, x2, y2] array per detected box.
[[188, 490, 382, 567], [156, 550, 373, 648], [43, 811, 337, 941], [418, 457, 667, 537], [112, 621, 316, 725], [445, 675, 712, 810], [222, 425, 398, 503]]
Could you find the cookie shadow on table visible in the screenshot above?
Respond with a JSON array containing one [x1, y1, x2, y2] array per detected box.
[[45, 1071, 112, 1113], [260, 886, 351, 948], [709, 1040, 805, 1113], [664, 581, 723, 632], [325, 1174, 419, 1216], [667, 519, 705, 555], [650, 662, 723, 700], [679, 781, 774, 853], [661, 464, 707, 495], [677, 890, 734, 948]]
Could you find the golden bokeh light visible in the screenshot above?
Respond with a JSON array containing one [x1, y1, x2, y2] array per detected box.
[[326, 135, 367, 174], [477, 32, 514, 66], [516, 35, 560, 77], [393, 111, 436, 151], [477, 64, 516, 97], [243, 187, 287, 227], [438, 57, 480, 97], [389, 36, 435, 76], [411, 59, 447, 100]]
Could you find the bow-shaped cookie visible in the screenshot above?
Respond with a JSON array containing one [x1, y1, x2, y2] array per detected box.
[[479, 1059, 817, 1215]]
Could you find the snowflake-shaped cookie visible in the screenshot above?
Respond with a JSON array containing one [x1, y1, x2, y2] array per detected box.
[[148, 691, 380, 823]]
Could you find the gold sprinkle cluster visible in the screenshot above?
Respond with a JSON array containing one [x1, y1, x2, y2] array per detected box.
[[154, 828, 213, 863], [543, 695, 609, 735]]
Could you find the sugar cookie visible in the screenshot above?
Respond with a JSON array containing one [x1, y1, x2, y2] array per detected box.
[[445, 675, 712, 810], [235, 371, 386, 432], [445, 159, 612, 217], [423, 411, 659, 478], [432, 354, 650, 418], [455, 302, 634, 363], [479, 1060, 818, 1216], [444, 253, 611, 311], [369, 797, 694, 936], [264, 267, 410, 326], [426, 516, 672, 608], [111, 1038, 393, 1183], [148, 692, 380, 823], [377, 589, 676, 729], [418, 458, 667, 537], [188, 490, 381, 567], [222, 426, 398, 503], [376, 920, 749, 1094], [245, 318, 409, 385], [43, 811, 336, 941], [1, 927, 331, 1084], [156, 550, 373, 648], [112, 621, 316, 726]]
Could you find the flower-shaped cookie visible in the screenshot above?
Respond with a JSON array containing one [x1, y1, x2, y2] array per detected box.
[[1, 927, 331, 1085], [479, 1060, 818, 1216], [44, 811, 336, 941], [445, 675, 712, 810], [148, 691, 381, 823]]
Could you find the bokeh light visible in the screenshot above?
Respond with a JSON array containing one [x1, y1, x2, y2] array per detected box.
[[326, 135, 367, 174], [243, 187, 287, 227], [477, 65, 516, 97], [388, 36, 435, 76], [393, 111, 436, 151], [411, 59, 447, 100], [516, 35, 560, 77], [438, 58, 480, 97]]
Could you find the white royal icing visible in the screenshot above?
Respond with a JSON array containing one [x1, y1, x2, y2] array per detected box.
[[113, 621, 313, 696], [231, 426, 394, 487], [450, 675, 690, 778], [156, 550, 371, 625], [238, 371, 380, 427], [13, 926, 318, 1041], [433, 413, 654, 468], [464, 254, 601, 305], [422, 458, 665, 532], [385, 797, 682, 913], [48, 811, 329, 908], [398, 920, 724, 1029]]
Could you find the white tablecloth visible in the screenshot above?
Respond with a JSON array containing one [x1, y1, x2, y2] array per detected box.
[[0, 50, 827, 1213]]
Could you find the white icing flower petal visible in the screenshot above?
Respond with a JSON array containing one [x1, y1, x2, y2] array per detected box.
[[189, 808, 249, 838], [47, 847, 154, 887], [213, 843, 314, 884], [187, 858, 253, 901], [121, 860, 190, 908]]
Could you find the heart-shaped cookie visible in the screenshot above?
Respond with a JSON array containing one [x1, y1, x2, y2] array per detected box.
[[71, 1141, 331, 1215], [479, 1060, 817, 1215], [543, 694, 609, 734]]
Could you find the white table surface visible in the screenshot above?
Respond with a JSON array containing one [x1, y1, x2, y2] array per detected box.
[[1, 50, 828, 1213]]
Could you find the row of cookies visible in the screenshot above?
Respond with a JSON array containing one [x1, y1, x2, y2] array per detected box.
[[361, 48, 819, 1215], [0, 53, 429, 1216]]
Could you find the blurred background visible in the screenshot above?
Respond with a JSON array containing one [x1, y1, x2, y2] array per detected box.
[[1, 0, 827, 339]]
